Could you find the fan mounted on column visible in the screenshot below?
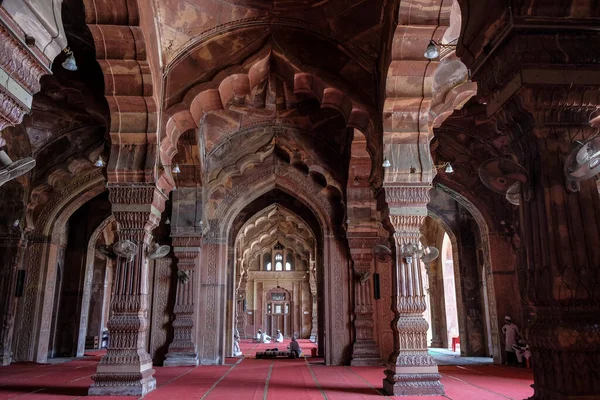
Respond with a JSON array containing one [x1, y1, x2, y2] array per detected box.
[[478, 157, 529, 205], [564, 136, 600, 192]]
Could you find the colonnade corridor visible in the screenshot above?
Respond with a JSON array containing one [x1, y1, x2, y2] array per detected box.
[[0, 340, 533, 400]]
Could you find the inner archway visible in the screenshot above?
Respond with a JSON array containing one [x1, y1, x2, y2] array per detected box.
[[233, 203, 316, 346], [222, 184, 342, 362]]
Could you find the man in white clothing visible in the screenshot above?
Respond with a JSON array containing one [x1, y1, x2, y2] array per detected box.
[[233, 334, 242, 357], [260, 330, 271, 343], [502, 316, 521, 365], [275, 330, 284, 343]]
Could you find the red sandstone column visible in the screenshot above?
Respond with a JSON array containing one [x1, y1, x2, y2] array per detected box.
[[308, 257, 318, 342], [506, 88, 600, 400], [425, 262, 443, 348], [0, 237, 26, 365], [164, 236, 201, 366], [382, 185, 444, 396], [89, 186, 166, 396], [236, 274, 248, 339], [349, 237, 382, 366]]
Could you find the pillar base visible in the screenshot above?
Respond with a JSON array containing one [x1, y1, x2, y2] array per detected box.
[[164, 353, 199, 367], [0, 351, 12, 366], [528, 387, 600, 400], [89, 371, 156, 396], [383, 365, 444, 396], [351, 341, 382, 366]]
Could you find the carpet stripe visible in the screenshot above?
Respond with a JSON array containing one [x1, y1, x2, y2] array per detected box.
[[200, 358, 243, 400], [304, 357, 328, 400], [445, 374, 515, 400], [263, 362, 274, 400]]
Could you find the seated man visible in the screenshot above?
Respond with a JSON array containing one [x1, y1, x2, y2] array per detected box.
[[288, 336, 302, 358], [260, 330, 271, 343], [233, 334, 242, 357], [275, 329, 284, 343], [254, 330, 263, 343], [512, 340, 531, 367]]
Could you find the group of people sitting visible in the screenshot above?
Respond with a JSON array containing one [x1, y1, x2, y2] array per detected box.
[[252, 329, 302, 357], [256, 329, 284, 344]]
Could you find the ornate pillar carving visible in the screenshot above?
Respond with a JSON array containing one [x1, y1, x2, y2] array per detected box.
[[164, 236, 201, 367], [497, 87, 600, 400], [458, 9, 600, 394], [349, 236, 381, 366], [0, 236, 26, 365], [309, 257, 318, 342], [0, 3, 65, 131], [235, 272, 247, 339], [382, 185, 443, 396], [89, 186, 166, 396], [425, 263, 443, 348]]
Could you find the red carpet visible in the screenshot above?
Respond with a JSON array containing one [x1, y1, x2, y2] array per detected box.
[[0, 351, 534, 400]]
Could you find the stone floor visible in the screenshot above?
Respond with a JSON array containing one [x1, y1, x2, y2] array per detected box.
[[429, 347, 495, 366]]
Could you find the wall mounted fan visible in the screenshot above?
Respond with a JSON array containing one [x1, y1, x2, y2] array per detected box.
[[0, 149, 35, 187], [420, 246, 440, 263], [479, 158, 528, 205], [148, 243, 171, 259], [564, 136, 600, 182]]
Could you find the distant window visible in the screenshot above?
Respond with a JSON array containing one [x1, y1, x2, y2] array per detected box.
[[264, 252, 272, 271], [285, 262, 291, 271], [275, 261, 283, 271], [275, 253, 283, 261], [286, 254, 294, 270]]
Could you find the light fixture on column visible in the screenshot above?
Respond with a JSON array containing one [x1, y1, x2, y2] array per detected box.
[[353, 175, 369, 185], [12, 219, 20, 228], [172, 163, 181, 174], [61, 47, 78, 71], [435, 161, 453, 173], [165, 217, 171, 225], [424, 39, 457, 60], [382, 157, 391, 168], [94, 155, 106, 167]]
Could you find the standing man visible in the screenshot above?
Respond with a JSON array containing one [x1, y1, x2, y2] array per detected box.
[[502, 316, 520, 366]]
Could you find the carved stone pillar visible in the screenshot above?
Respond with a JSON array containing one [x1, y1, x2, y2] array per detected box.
[[309, 257, 318, 342], [89, 186, 166, 396], [499, 87, 600, 400], [235, 273, 247, 339], [349, 237, 381, 366], [164, 236, 201, 367], [0, 237, 26, 365], [425, 263, 443, 348], [458, 9, 600, 394], [382, 186, 443, 396]]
